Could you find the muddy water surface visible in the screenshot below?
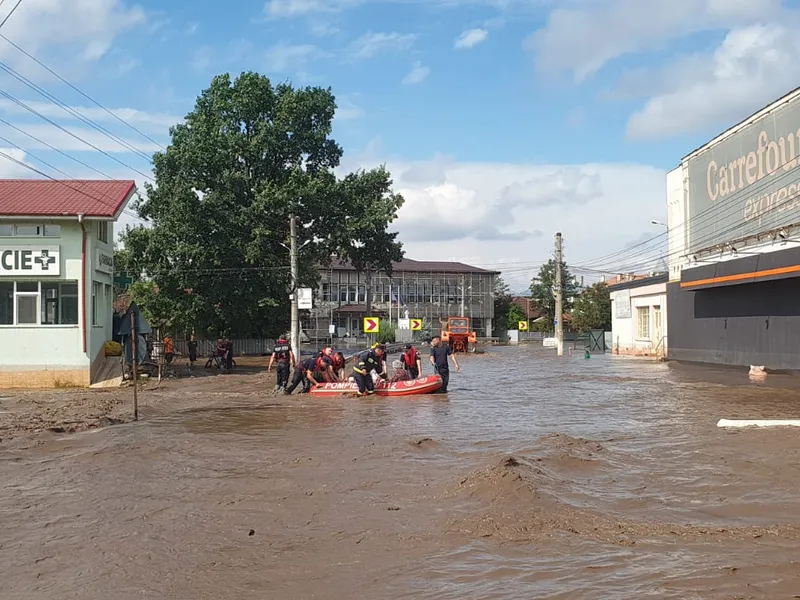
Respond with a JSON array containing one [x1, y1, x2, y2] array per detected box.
[[3, 346, 800, 599]]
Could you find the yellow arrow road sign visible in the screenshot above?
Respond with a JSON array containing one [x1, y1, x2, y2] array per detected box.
[[363, 317, 380, 333]]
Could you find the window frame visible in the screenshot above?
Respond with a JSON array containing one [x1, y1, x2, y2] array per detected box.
[[97, 222, 109, 244], [636, 306, 650, 340], [15, 282, 40, 326], [0, 280, 80, 327]]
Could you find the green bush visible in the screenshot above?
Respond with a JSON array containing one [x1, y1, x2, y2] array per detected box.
[[104, 340, 123, 356], [377, 322, 396, 344]]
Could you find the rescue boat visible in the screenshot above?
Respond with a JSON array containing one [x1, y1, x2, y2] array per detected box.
[[308, 374, 443, 397]]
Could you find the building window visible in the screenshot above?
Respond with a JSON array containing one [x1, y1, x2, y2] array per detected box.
[[322, 283, 331, 301], [636, 306, 650, 339], [339, 286, 347, 302], [41, 282, 79, 325], [15, 225, 41, 237], [15, 282, 38, 324], [92, 282, 101, 325], [348, 285, 356, 303], [357, 285, 366, 303], [0, 281, 80, 325], [0, 282, 12, 324], [0, 225, 61, 237], [97, 222, 108, 244]]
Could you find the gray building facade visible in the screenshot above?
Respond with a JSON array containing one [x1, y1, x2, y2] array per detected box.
[[303, 258, 498, 341]]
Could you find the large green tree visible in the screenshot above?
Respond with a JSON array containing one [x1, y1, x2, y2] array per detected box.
[[529, 259, 580, 332], [122, 72, 404, 337], [570, 282, 612, 332]]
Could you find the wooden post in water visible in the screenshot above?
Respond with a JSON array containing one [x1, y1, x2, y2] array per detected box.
[[130, 310, 139, 421]]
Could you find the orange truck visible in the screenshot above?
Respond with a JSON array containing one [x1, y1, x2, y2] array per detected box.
[[440, 317, 477, 353]]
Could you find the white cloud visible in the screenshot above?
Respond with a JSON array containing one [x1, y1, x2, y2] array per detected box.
[[338, 144, 667, 290], [0, 147, 36, 177], [402, 61, 430, 85], [0, 122, 162, 154], [526, 0, 786, 82], [0, 0, 146, 73], [349, 32, 417, 58], [0, 99, 179, 132], [454, 28, 488, 49], [264, 0, 342, 17], [265, 43, 327, 71], [626, 22, 800, 139]]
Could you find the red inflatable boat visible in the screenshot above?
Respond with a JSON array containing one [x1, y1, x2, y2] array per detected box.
[[308, 374, 443, 397]]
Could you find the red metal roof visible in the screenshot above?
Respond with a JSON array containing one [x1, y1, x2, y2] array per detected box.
[[0, 179, 137, 218]]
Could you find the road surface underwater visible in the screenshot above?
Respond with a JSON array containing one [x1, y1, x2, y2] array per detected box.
[[3, 346, 800, 599]]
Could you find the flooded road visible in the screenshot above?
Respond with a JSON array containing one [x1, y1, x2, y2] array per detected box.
[[3, 346, 800, 599]]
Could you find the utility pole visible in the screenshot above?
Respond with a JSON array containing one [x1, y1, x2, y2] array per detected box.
[[555, 232, 563, 356], [289, 214, 299, 363], [460, 274, 465, 317]]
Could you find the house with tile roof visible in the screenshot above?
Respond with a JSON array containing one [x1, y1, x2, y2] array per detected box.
[[0, 179, 137, 387]]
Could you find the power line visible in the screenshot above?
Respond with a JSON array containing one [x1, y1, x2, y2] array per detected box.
[[0, 0, 23, 30], [0, 88, 154, 181], [0, 148, 145, 221], [575, 154, 800, 273], [0, 59, 154, 162], [0, 32, 166, 151]]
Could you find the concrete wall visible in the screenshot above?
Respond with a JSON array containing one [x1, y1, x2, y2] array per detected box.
[[666, 165, 687, 281], [611, 283, 667, 356], [0, 219, 116, 387], [87, 220, 114, 380], [667, 279, 800, 369]]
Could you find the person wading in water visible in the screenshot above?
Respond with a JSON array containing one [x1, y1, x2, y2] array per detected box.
[[429, 336, 459, 393], [268, 335, 295, 394]]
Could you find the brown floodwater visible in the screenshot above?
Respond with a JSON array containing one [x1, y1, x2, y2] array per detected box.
[[3, 346, 800, 599]]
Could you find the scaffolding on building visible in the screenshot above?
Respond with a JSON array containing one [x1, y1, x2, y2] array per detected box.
[[304, 261, 498, 341]]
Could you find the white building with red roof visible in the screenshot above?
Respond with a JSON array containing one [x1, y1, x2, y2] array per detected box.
[[0, 179, 137, 387]]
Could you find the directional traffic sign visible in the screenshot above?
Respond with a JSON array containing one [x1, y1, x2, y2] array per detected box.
[[518, 320, 528, 331], [410, 318, 422, 331], [363, 316, 380, 333]]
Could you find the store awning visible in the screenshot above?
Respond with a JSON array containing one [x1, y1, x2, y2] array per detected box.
[[680, 245, 800, 291]]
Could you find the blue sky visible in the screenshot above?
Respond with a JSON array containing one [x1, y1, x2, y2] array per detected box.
[[0, 0, 799, 292]]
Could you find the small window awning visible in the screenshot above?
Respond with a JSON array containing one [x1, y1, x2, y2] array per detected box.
[[680, 245, 800, 291]]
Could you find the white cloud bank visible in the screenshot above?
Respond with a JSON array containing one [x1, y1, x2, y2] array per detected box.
[[624, 21, 800, 139], [0, 0, 146, 76], [526, 0, 785, 83], [339, 145, 667, 291]]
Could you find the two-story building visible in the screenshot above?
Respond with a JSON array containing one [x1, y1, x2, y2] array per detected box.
[[305, 258, 498, 339], [0, 179, 136, 387]]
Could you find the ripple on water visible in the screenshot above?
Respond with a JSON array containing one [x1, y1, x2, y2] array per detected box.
[[3, 346, 800, 598]]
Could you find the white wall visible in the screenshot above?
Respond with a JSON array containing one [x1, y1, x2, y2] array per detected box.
[[0, 220, 88, 369], [87, 220, 114, 365], [666, 165, 687, 281], [611, 283, 667, 353]]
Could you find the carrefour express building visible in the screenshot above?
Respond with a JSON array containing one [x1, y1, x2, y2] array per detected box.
[[0, 179, 136, 387], [666, 86, 800, 369]]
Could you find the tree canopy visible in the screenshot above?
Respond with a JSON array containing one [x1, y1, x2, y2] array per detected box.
[[570, 282, 612, 332], [121, 72, 404, 337], [529, 259, 580, 331], [492, 276, 512, 334]]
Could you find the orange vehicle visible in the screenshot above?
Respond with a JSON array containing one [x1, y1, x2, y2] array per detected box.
[[440, 317, 477, 353]]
